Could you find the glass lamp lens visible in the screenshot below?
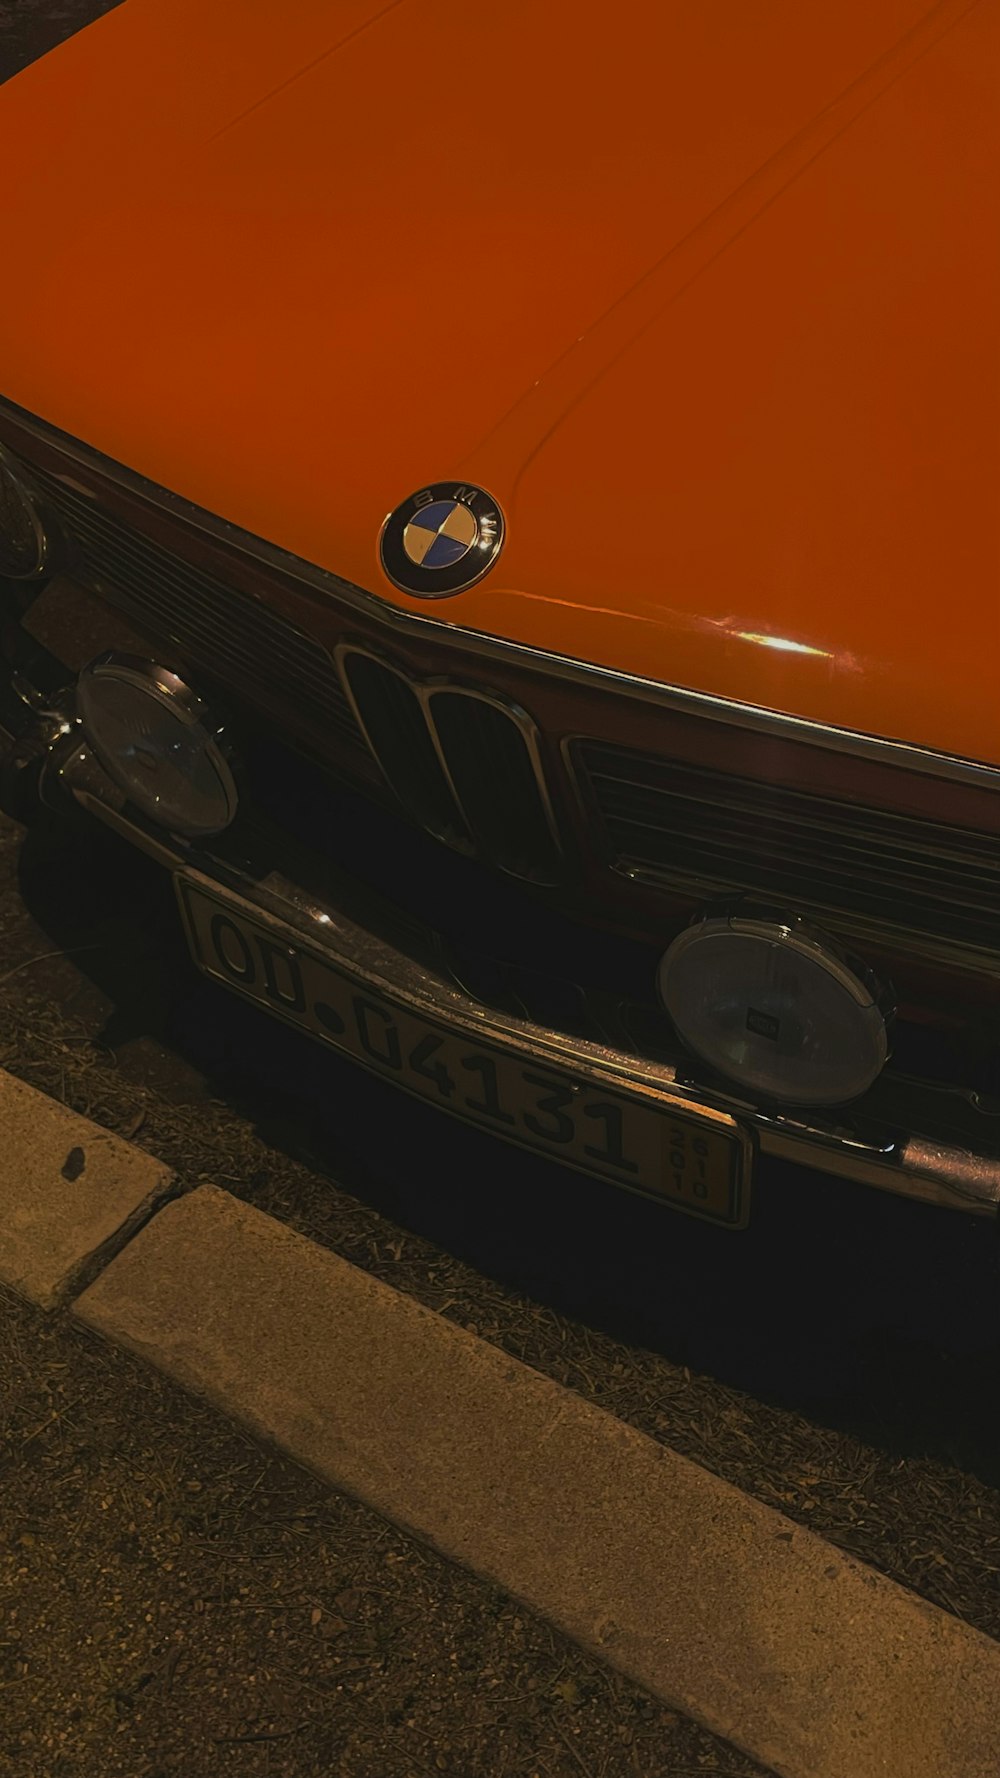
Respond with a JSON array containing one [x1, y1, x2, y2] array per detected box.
[[77, 667, 236, 838], [658, 915, 888, 1106]]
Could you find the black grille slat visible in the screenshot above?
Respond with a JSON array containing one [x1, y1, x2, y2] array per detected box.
[[430, 692, 562, 883], [48, 457, 992, 942], [592, 778, 1000, 907], [88, 570, 358, 743], [26, 465, 565, 881], [61, 512, 334, 676], [592, 764, 1000, 872], [623, 837, 988, 928], [344, 654, 466, 844], [56, 497, 355, 713], [593, 788, 1000, 896], [31, 467, 365, 754], [579, 742, 1000, 951]]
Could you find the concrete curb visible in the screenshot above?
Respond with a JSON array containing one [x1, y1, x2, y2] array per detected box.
[[74, 1184, 1000, 1778], [0, 1069, 176, 1308]]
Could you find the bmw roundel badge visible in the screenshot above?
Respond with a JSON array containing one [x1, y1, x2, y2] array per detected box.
[[379, 482, 505, 597]]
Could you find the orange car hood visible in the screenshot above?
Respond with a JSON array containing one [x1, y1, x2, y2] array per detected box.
[[0, 0, 996, 764]]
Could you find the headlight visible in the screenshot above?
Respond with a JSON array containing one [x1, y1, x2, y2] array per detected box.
[[0, 446, 51, 579], [657, 905, 891, 1107], [77, 655, 238, 838]]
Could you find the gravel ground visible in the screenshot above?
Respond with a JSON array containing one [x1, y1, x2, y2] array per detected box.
[[1, 1279, 770, 1778], [3, 811, 999, 1627]]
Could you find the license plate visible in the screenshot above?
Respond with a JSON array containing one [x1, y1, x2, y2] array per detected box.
[[176, 878, 751, 1227]]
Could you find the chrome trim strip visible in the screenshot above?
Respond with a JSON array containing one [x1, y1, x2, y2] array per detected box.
[[32, 731, 1000, 1219], [3, 395, 1000, 791], [0, 442, 54, 579], [425, 682, 564, 874], [337, 645, 471, 851]]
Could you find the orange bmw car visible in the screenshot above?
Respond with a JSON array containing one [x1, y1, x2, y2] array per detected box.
[[0, 0, 997, 1229]]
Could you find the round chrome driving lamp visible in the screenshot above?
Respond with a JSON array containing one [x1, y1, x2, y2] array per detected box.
[[76, 654, 239, 838], [657, 905, 892, 1107], [0, 446, 52, 579]]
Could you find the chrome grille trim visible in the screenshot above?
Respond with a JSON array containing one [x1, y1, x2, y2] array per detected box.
[[12, 451, 564, 882], [0, 444, 52, 579], [339, 645, 563, 884], [340, 651, 470, 850], [573, 739, 1000, 963], [23, 463, 366, 758], [428, 687, 563, 882], [4, 395, 1000, 793]]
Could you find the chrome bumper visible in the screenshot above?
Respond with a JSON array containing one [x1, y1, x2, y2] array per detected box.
[[4, 716, 991, 1221]]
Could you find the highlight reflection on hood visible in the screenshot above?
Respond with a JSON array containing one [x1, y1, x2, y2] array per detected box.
[[734, 631, 831, 659]]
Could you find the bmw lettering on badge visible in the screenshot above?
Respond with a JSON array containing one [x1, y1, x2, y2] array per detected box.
[[380, 482, 505, 598], [177, 876, 750, 1227]]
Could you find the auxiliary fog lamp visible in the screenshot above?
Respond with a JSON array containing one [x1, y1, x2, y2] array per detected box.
[[657, 905, 892, 1107]]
